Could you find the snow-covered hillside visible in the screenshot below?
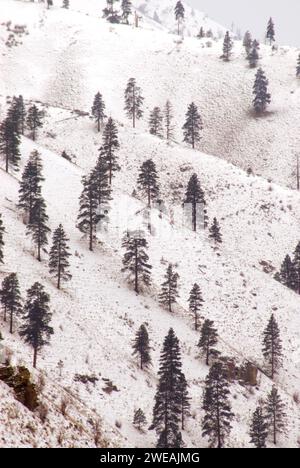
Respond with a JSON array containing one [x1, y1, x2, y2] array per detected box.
[[0, 0, 299, 448]]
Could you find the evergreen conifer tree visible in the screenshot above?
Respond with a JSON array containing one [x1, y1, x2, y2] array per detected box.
[[262, 314, 282, 379], [164, 100, 174, 140], [266, 18, 275, 45], [174, 1, 185, 35], [275, 254, 295, 290], [92, 155, 112, 220], [0, 117, 21, 173], [209, 218, 222, 245], [18, 150, 44, 224], [133, 408, 147, 431], [20, 282, 53, 368], [26, 105, 44, 141], [91, 92, 106, 132], [137, 159, 160, 207], [243, 31, 252, 57], [197, 27, 205, 39], [249, 407, 268, 448], [121, 0, 132, 24], [222, 31, 233, 61], [49, 224, 72, 289], [77, 172, 100, 252], [291, 241, 300, 294], [0, 273, 22, 334], [122, 231, 152, 294], [26, 194, 51, 262], [152, 328, 183, 448], [159, 264, 179, 313], [0, 214, 5, 265], [265, 386, 286, 445], [0, 275, 10, 322], [99, 117, 120, 185], [132, 324, 151, 369], [188, 283, 204, 330], [198, 319, 220, 366], [103, 0, 121, 23], [253, 68, 271, 114], [149, 107, 163, 137], [8, 95, 26, 135], [184, 173, 206, 231], [124, 78, 144, 128], [62, 0, 69, 8], [178, 372, 190, 430], [202, 362, 234, 448], [248, 40, 260, 68], [182, 103, 203, 149]]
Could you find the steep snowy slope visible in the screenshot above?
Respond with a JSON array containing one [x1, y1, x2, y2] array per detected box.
[[0, 0, 299, 448]]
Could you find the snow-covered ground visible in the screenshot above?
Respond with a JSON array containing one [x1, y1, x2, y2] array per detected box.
[[0, 0, 299, 448]]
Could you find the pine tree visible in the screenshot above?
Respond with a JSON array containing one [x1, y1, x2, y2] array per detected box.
[[19, 282, 53, 368], [262, 314, 282, 379], [91, 92, 106, 132], [77, 172, 100, 252], [249, 407, 268, 448], [188, 283, 204, 331], [159, 264, 179, 313], [26, 194, 51, 262], [0, 273, 22, 334], [152, 328, 183, 448], [198, 319, 220, 366], [8, 95, 26, 135], [164, 100, 174, 141], [92, 156, 111, 220], [297, 54, 300, 78], [0, 117, 21, 173], [62, 0, 69, 8], [253, 68, 271, 114], [98, 118, 120, 185], [174, 1, 185, 35], [121, 0, 132, 24], [0, 214, 5, 265], [197, 27, 205, 39], [103, 0, 121, 23], [178, 372, 190, 430], [149, 107, 163, 137], [122, 231, 152, 294], [132, 324, 151, 369], [26, 105, 44, 141], [248, 40, 260, 68], [18, 150, 44, 224], [292, 241, 300, 294], [133, 408, 147, 431], [243, 30, 252, 57], [202, 362, 234, 448], [137, 159, 160, 207], [184, 173, 206, 231], [222, 31, 233, 61], [209, 218, 222, 245], [49, 224, 72, 289], [183, 103, 203, 149], [124, 78, 144, 128], [275, 254, 295, 290], [266, 18, 275, 45], [265, 386, 286, 445]]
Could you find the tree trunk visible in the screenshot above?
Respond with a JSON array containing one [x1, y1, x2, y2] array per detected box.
[[9, 308, 13, 334], [33, 347, 37, 368], [134, 242, 139, 294]]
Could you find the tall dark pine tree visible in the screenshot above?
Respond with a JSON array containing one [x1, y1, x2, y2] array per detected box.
[[275, 254, 295, 290], [132, 324, 151, 370], [18, 150, 44, 224], [164, 100, 174, 141], [262, 314, 282, 379], [8, 95, 26, 135], [243, 30, 252, 57], [26, 105, 44, 141], [121, 0, 132, 24], [253, 68, 271, 114], [91, 92, 106, 132], [137, 159, 160, 207], [184, 173, 206, 231], [149, 107, 163, 137], [49, 224, 72, 290], [1, 273, 22, 334], [0, 275, 11, 322], [209, 218, 222, 245], [265, 386, 286, 446], [202, 362, 234, 448], [182, 103, 203, 149], [292, 241, 300, 294], [248, 40, 260, 68], [188, 283, 204, 331], [249, 407, 268, 448], [133, 408, 147, 430], [178, 373, 190, 430], [99, 117, 120, 185], [77, 172, 100, 252], [198, 319, 220, 366], [174, 1, 185, 35], [0, 117, 21, 173], [152, 328, 183, 448], [297, 54, 300, 78], [222, 31, 233, 61], [124, 78, 144, 128], [0, 214, 5, 265], [20, 282, 53, 368], [266, 18, 275, 45], [122, 231, 152, 294], [159, 264, 180, 313], [92, 156, 111, 217], [26, 194, 51, 262]]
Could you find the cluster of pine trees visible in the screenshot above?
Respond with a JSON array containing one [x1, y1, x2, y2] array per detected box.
[[102, 0, 133, 25], [275, 241, 300, 294]]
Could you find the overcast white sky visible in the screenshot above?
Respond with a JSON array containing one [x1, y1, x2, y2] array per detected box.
[[189, 0, 300, 46]]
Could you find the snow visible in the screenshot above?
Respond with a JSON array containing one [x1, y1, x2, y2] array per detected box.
[[0, 0, 299, 448]]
